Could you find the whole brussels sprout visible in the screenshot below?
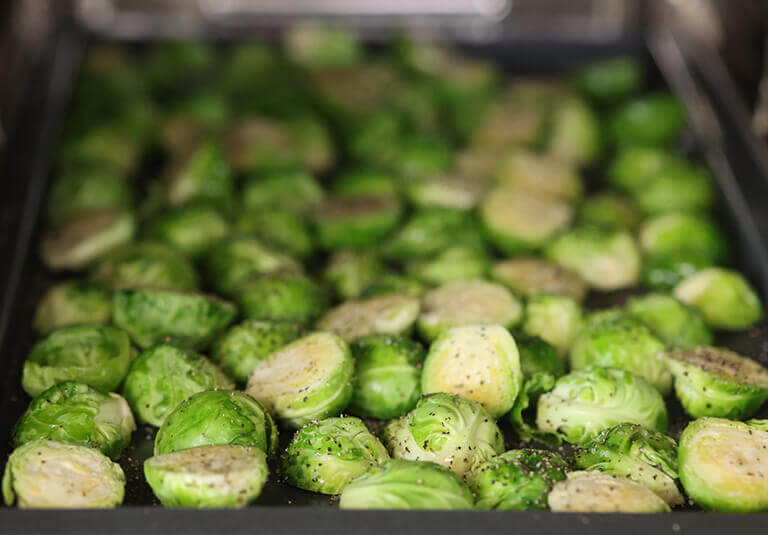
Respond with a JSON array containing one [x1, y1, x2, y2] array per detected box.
[[22, 325, 131, 397], [282, 417, 389, 494], [348, 334, 424, 420], [517, 335, 566, 379], [323, 250, 383, 301], [33, 279, 112, 335], [639, 212, 727, 264], [362, 273, 426, 299], [674, 268, 763, 330], [246, 332, 354, 428], [577, 191, 639, 230], [496, 150, 582, 202], [236, 208, 314, 260], [155, 390, 278, 457], [491, 258, 587, 302], [608, 92, 685, 146], [536, 367, 668, 444], [284, 23, 362, 69], [2, 439, 125, 508], [406, 246, 489, 286], [548, 471, 670, 513], [572, 57, 642, 102], [317, 294, 420, 343], [626, 293, 712, 349], [242, 170, 324, 212], [333, 169, 399, 199], [144, 445, 268, 508], [142, 203, 230, 258], [522, 295, 583, 355], [113, 288, 236, 350], [382, 393, 505, 476], [466, 449, 568, 510], [642, 249, 714, 292], [310, 196, 402, 250], [122, 344, 233, 426], [237, 275, 326, 325], [636, 163, 713, 215], [339, 459, 474, 510], [422, 324, 521, 417], [13, 382, 135, 459], [163, 141, 234, 209], [406, 173, 490, 211], [46, 170, 133, 227], [546, 96, 601, 166], [607, 146, 684, 193]]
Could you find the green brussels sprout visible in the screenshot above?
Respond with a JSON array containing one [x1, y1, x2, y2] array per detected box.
[[284, 23, 361, 69], [517, 335, 566, 379], [536, 367, 668, 444], [155, 390, 278, 457], [642, 250, 714, 292], [211, 321, 304, 384], [323, 250, 384, 301], [145, 41, 215, 96], [112, 288, 236, 350], [333, 169, 399, 199], [577, 191, 639, 230], [546, 96, 601, 166], [466, 449, 569, 510], [345, 110, 404, 167], [2, 439, 125, 508], [142, 203, 230, 258], [548, 471, 670, 513], [607, 146, 685, 192], [282, 416, 389, 494], [481, 186, 573, 255], [348, 334, 424, 420], [245, 332, 354, 428], [635, 164, 714, 215], [22, 325, 131, 397], [339, 459, 474, 510], [382, 393, 504, 476], [455, 147, 506, 179], [608, 92, 685, 146], [422, 324, 521, 417], [471, 95, 544, 150], [236, 208, 314, 260], [159, 91, 230, 155], [33, 279, 112, 335], [678, 417, 768, 512], [508, 370, 558, 445], [163, 141, 234, 209], [46, 170, 133, 227], [41, 209, 136, 271], [417, 280, 523, 342], [361, 273, 426, 299], [522, 295, 583, 356], [91, 241, 199, 292], [665, 346, 768, 419], [405, 174, 490, 211], [626, 293, 712, 349], [57, 124, 143, 179], [572, 57, 642, 102], [674, 268, 764, 330], [491, 258, 587, 302], [242, 170, 324, 212], [391, 134, 453, 179], [122, 343, 233, 426], [144, 445, 268, 508], [546, 226, 640, 291], [570, 317, 670, 394], [237, 275, 326, 325], [574, 423, 683, 505], [310, 196, 402, 250], [13, 382, 135, 459], [496, 150, 582, 202], [406, 246, 489, 286], [639, 212, 727, 263], [317, 294, 420, 343]]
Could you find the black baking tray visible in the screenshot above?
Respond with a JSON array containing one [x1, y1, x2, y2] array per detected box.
[[2, 16, 768, 534]]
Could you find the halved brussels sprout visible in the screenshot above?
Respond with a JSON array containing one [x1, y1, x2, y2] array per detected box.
[[674, 268, 763, 330], [237, 275, 326, 325], [548, 471, 670, 513], [678, 418, 768, 512], [666, 346, 768, 419], [284, 23, 361, 69], [422, 324, 521, 417], [323, 250, 383, 301], [572, 57, 642, 102], [455, 147, 506, 179], [406, 247, 489, 286], [91, 241, 199, 291], [577, 191, 639, 230], [636, 163, 713, 215], [282, 416, 389, 494], [382, 392, 504, 476], [607, 146, 684, 193], [33, 279, 112, 335], [467, 449, 568, 510], [626, 293, 712, 349], [122, 343, 233, 426], [406, 174, 490, 211], [142, 203, 230, 258], [362, 274, 426, 299], [417, 280, 522, 342], [57, 124, 143, 180], [245, 332, 354, 428], [242, 170, 324, 212], [517, 335, 566, 379], [2, 440, 125, 508], [317, 294, 420, 343], [310, 196, 402, 250], [490, 258, 587, 302], [22, 325, 131, 397], [155, 390, 278, 457], [236, 208, 314, 261], [608, 92, 685, 147], [159, 91, 230, 155], [546, 97, 601, 166], [333, 169, 399, 199], [522, 295, 583, 356], [339, 459, 474, 510], [642, 249, 714, 292], [112, 288, 236, 350], [46, 170, 133, 227], [471, 96, 544, 150], [639, 212, 727, 264], [537, 367, 668, 444], [508, 370, 558, 445], [496, 150, 582, 202], [144, 445, 268, 508], [163, 141, 234, 209]]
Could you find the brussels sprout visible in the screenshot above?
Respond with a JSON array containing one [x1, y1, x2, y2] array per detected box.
[[639, 212, 727, 263], [344, 109, 404, 168], [481, 187, 573, 254], [609, 92, 685, 146], [284, 23, 361, 69], [245, 332, 354, 428], [361, 274, 426, 299], [339, 459, 474, 510], [145, 445, 268, 508], [678, 417, 768, 512], [112, 288, 236, 350], [574, 423, 683, 505], [310, 196, 402, 250], [13, 382, 135, 459], [508, 370, 558, 445], [41, 209, 136, 271], [674, 268, 763, 330], [383, 393, 504, 476], [57, 125, 143, 179], [46, 170, 133, 227], [142, 203, 230, 258], [548, 471, 670, 513], [422, 324, 521, 417], [406, 247, 489, 286], [491, 258, 587, 302], [392, 135, 453, 179], [237, 275, 326, 325], [348, 334, 424, 419], [323, 250, 383, 301], [155, 390, 278, 457], [517, 335, 566, 379], [417, 280, 523, 342], [22, 325, 131, 397], [496, 150, 582, 202], [163, 141, 234, 209], [333, 169, 399, 199], [122, 344, 233, 426], [642, 249, 714, 292], [626, 293, 712, 349], [636, 164, 714, 215], [522, 295, 583, 356], [546, 97, 601, 166], [317, 294, 419, 343], [471, 97, 544, 150], [570, 317, 670, 394], [33, 279, 112, 335], [236, 208, 314, 260], [573, 57, 642, 102], [211, 321, 304, 384], [546, 226, 640, 291], [2, 440, 125, 508], [607, 146, 685, 192], [577, 191, 639, 230], [159, 91, 230, 155], [467, 449, 569, 510], [145, 41, 215, 96], [91, 241, 199, 291], [242, 170, 324, 212], [537, 367, 668, 444], [406, 174, 490, 211], [455, 147, 506, 179], [665, 346, 768, 419]]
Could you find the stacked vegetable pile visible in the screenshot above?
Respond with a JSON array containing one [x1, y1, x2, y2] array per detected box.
[[4, 24, 768, 513]]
